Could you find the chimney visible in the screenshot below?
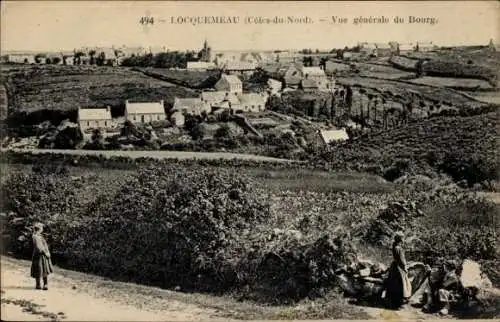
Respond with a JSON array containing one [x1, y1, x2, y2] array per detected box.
[[160, 100, 164, 106], [106, 106, 110, 112]]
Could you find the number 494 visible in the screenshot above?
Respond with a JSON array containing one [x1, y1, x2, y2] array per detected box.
[[140, 16, 154, 25]]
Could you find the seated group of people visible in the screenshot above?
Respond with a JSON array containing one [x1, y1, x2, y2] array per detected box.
[[382, 232, 463, 314]]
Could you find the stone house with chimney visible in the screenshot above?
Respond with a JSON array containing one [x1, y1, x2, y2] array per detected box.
[[124, 100, 166, 124], [214, 74, 243, 94], [78, 107, 113, 131]]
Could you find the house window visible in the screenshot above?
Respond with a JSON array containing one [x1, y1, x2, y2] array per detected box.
[[251, 105, 255, 110], [87, 121, 90, 126], [104, 121, 107, 126], [157, 115, 160, 120], [133, 115, 136, 121]]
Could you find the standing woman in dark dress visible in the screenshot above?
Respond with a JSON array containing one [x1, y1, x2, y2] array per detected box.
[[384, 232, 412, 309], [31, 223, 53, 290]]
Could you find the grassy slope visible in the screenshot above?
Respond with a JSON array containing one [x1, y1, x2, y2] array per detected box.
[[336, 76, 486, 107], [2, 65, 198, 114], [314, 112, 498, 176]]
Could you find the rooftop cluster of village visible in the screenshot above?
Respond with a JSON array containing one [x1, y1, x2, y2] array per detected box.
[[7, 38, 493, 148]]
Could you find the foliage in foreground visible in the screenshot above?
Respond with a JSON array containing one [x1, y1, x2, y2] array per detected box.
[[1, 164, 498, 306]]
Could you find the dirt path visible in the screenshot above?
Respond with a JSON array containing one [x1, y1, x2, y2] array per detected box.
[[3, 148, 296, 163], [1, 257, 220, 321], [1, 256, 444, 321]]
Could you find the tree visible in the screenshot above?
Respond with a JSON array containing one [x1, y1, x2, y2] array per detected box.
[[52, 57, 62, 65], [416, 59, 425, 77], [90, 128, 105, 149], [189, 123, 205, 141], [366, 93, 374, 123], [88, 50, 96, 65], [345, 86, 353, 118], [96, 52, 106, 66], [34, 54, 45, 64], [74, 51, 85, 65], [215, 124, 231, 139]]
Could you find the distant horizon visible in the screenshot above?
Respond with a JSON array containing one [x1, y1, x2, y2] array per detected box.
[[1, 40, 495, 56], [2, 1, 498, 54]]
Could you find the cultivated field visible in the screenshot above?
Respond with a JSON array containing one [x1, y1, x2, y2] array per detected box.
[[336, 76, 486, 107], [313, 112, 498, 187], [135, 68, 219, 89], [408, 76, 496, 90], [356, 63, 415, 80], [1, 65, 197, 114]]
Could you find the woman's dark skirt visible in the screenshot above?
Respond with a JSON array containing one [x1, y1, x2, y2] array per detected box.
[[31, 254, 53, 279]]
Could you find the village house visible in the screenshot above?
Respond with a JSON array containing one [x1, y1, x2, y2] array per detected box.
[[260, 63, 289, 80], [315, 128, 349, 148], [215, 74, 243, 94], [300, 78, 318, 92], [172, 97, 211, 115], [5, 54, 36, 64], [124, 100, 166, 124], [78, 107, 113, 131], [415, 42, 437, 52], [170, 111, 186, 127], [300, 66, 329, 90], [80, 55, 91, 65], [214, 51, 272, 68], [397, 43, 416, 53], [358, 42, 378, 57], [283, 63, 303, 89], [341, 51, 363, 61], [101, 48, 118, 66], [267, 78, 283, 95], [375, 43, 393, 56], [201, 91, 241, 111], [187, 61, 216, 71], [223, 61, 257, 76], [63, 55, 75, 65], [236, 93, 268, 113], [488, 39, 500, 52]]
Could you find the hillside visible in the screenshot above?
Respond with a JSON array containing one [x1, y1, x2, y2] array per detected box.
[[389, 47, 500, 85], [1, 64, 197, 121], [313, 112, 499, 186]]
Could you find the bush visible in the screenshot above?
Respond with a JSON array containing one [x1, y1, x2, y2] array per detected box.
[[214, 124, 231, 139], [3, 166, 271, 293]]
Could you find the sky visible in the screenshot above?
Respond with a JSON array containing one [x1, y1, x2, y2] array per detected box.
[[1, 1, 499, 53]]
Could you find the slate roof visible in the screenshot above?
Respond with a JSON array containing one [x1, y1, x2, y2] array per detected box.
[[125, 101, 164, 115], [219, 74, 243, 85], [78, 108, 112, 121], [301, 67, 326, 77], [237, 93, 268, 106], [172, 98, 209, 112], [318, 129, 349, 144], [224, 60, 257, 71], [201, 91, 240, 105], [187, 61, 216, 69], [301, 78, 318, 89]]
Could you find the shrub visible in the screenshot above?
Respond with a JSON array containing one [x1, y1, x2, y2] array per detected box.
[[3, 166, 271, 293]]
